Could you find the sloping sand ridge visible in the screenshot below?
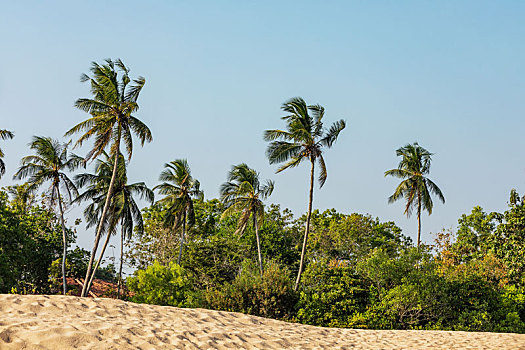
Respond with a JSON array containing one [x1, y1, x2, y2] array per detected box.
[[1, 294, 524, 349]]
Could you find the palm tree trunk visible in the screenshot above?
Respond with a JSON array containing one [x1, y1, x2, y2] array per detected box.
[[81, 131, 121, 297], [86, 225, 113, 293], [177, 211, 186, 265], [294, 158, 315, 291], [417, 192, 422, 248], [117, 224, 124, 299], [56, 186, 68, 295], [253, 209, 263, 275]]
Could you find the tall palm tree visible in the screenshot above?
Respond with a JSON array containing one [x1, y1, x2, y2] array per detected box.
[[13, 136, 83, 295], [66, 59, 152, 297], [75, 151, 153, 296], [220, 163, 274, 275], [0, 129, 14, 178], [385, 142, 445, 247], [154, 159, 203, 265], [264, 97, 345, 290]]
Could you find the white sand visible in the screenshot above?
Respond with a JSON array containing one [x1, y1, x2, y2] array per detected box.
[[0, 294, 524, 349]]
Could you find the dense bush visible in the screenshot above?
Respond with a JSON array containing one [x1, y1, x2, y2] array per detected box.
[[0, 191, 68, 294], [357, 247, 525, 332], [127, 261, 196, 307], [204, 261, 298, 319], [296, 260, 369, 328]]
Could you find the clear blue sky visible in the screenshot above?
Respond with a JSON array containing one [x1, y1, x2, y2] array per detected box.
[[1, 1, 525, 252]]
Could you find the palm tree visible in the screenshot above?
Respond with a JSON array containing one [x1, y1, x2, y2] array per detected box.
[[13, 136, 83, 295], [65, 59, 152, 297], [154, 159, 203, 265], [220, 163, 274, 275], [384, 142, 445, 247], [264, 97, 345, 290], [0, 129, 14, 178], [75, 151, 153, 297]]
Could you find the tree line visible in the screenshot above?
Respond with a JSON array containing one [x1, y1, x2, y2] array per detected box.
[[6, 58, 521, 333], [0, 58, 446, 298]]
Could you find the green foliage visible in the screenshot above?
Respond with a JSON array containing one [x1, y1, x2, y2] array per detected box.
[[122, 195, 525, 333], [127, 200, 297, 288], [296, 260, 369, 328], [204, 261, 298, 319], [304, 209, 410, 263], [494, 198, 525, 285], [0, 190, 68, 293], [453, 206, 502, 262], [127, 261, 196, 307], [356, 246, 525, 332], [182, 232, 247, 288]]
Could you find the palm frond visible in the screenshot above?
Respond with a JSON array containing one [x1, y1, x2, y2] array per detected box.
[[266, 141, 303, 165], [0, 130, 14, 140], [319, 119, 346, 148], [317, 155, 327, 188]]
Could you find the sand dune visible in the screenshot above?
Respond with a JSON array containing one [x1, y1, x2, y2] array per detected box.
[[1, 294, 524, 349]]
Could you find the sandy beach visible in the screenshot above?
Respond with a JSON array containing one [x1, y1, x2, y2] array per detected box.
[[0, 294, 524, 349]]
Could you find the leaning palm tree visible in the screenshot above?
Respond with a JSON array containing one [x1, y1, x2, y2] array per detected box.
[[75, 151, 153, 296], [66, 59, 152, 297], [0, 129, 14, 178], [13, 136, 83, 295], [264, 97, 345, 290], [220, 163, 274, 275], [154, 159, 203, 265], [385, 142, 445, 248]]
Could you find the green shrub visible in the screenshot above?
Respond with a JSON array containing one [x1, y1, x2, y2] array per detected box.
[[127, 261, 196, 307], [296, 260, 369, 328], [204, 261, 297, 319]]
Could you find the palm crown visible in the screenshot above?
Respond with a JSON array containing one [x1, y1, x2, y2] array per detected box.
[[0, 129, 15, 177], [66, 59, 152, 161], [75, 151, 154, 236], [155, 159, 204, 230], [14, 136, 83, 202], [220, 163, 274, 234], [154, 159, 203, 264], [264, 97, 345, 187]]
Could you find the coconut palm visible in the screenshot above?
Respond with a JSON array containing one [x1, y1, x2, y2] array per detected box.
[[154, 159, 203, 265], [385, 142, 445, 247], [220, 163, 274, 275], [66, 59, 152, 297], [13, 136, 83, 294], [75, 151, 153, 297], [0, 129, 14, 178], [264, 97, 345, 290]]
